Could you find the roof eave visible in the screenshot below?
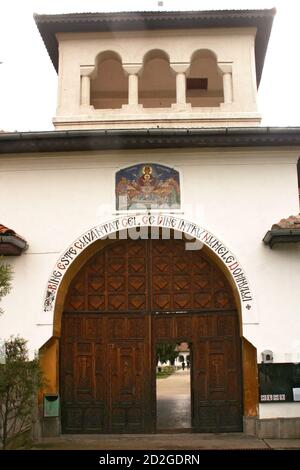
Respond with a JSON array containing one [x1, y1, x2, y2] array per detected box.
[[1, 127, 300, 155], [0, 235, 28, 255], [263, 229, 300, 248], [33, 9, 276, 86]]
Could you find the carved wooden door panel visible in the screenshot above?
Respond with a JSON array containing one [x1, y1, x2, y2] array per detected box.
[[192, 313, 242, 432], [108, 341, 152, 432], [61, 238, 242, 434], [106, 313, 153, 433], [60, 314, 107, 433], [150, 239, 235, 312], [61, 313, 153, 433]]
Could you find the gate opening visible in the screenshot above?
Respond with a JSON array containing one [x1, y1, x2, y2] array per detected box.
[[59, 237, 243, 434], [156, 341, 192, 431]]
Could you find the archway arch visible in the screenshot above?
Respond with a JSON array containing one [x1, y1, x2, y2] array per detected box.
[[187, 49, 224, 107], [39, 216, 258, 434], [139, 49, 176, 108], [60, 236, 241, 433], [43, 215, 254, 324], [90, 50, 127, 109], [50, 233, 245, 339]]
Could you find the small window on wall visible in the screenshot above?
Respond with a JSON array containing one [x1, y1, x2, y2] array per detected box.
[[115, 163, 180, 211], [186, 78, 208, 91], [187, 50, 223, 107]]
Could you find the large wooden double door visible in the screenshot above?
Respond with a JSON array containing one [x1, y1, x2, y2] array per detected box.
[[60, 238, 242, 433]]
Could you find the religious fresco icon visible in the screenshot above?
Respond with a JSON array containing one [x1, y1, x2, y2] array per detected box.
[[116, 163, 180, 210]]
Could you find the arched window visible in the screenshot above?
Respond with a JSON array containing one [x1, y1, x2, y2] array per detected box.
[[116, 163, 180, 210], [90, 51, 127, 109], [187, 50, 224, 107], [139, 50, 176, 108]]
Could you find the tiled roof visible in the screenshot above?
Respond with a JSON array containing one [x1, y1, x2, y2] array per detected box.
[[271, 215, 300, 230], [263, 214, 300, 247], [0, 224, 28, 255], [0, 224, 27, 243], [0, 224, 15, 235]]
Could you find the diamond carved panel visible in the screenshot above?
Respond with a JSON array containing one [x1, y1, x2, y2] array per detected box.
[[108, 276, 125, 292], [152, 241, 169, 255], [193, 258, 210, 273], [193, 274, 210, 290], [173, 275, 190, 291], [152, 257, 170, 274], [128, 276, 146, 292], [194, 293, 213, 309], [173, 257, 189, 273], [128, 258, 146, 274], [214, 291, 232, 309], [153, 294, 171, 310], [128, 295, 146, 310], [128, 241, 146, 257], [108, 258, 126, 274], [88, 295, 105, 311], [68, 295, 85, 311], [153, 276, 170, 292], [65, 238, 235, 313], [174, 293, 191, 309], [88, 276, 105, 293], [108, 295, 126, 311]]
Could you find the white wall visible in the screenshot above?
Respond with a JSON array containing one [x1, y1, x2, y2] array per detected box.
[[0, 146, 300, 366], [260, 403, 300, 419]]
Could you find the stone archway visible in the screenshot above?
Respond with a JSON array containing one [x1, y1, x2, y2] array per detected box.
[[39, 216, 258, 435], [60, 236, 241, 433]]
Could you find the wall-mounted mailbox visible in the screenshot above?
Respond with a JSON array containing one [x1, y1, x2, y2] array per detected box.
[[44, 394, 60, 417], [261, 350, 273, 363], [293, 388, 300, 402]]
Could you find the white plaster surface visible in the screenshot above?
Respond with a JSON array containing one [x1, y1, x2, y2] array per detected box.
[[1, 147, 300, 365]]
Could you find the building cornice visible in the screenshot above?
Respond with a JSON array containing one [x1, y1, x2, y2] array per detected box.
[[1, 127, 300, 155]]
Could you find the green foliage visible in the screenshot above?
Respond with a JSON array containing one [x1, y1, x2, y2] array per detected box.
[[156, 366, 175, 379], [0, 336, 43, 450], [0, 259, 13, 316], [156, 343, 179, 366]]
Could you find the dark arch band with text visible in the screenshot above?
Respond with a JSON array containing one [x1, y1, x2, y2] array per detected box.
[[43, 214, 252, 312]]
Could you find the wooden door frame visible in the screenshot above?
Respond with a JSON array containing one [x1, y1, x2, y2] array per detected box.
[[39, 236, 259, 431], [152, 310, 243, 432]]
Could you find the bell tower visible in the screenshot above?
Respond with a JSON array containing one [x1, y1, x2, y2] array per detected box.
[[34, 9, 275, 130]]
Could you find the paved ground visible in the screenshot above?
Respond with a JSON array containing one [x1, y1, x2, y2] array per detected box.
[[157, 369, 191, 430], [31, 369, 300, 450], [31, 434, 300, 450]]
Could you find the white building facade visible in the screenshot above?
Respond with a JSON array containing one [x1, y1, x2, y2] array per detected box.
[[1, 9, 300, 438]]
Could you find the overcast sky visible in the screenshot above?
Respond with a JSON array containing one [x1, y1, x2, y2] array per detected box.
[[0, 0, 299, 131]]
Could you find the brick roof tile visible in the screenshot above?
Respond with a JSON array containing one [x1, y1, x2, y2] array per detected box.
[[0, 224, 27, 244], [271, 215, 300, 230]]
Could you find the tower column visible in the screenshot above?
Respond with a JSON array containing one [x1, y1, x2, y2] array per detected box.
[[176, 72, 187, 105], [122, 64, 143, 110], [81, 75, 90, 106], [128, 73, 139, 106], [219, 63, 233, 104], [170, 63, 191, 110], [80, 65, 94, 108], [223, 72, 233, 104]]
